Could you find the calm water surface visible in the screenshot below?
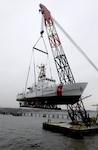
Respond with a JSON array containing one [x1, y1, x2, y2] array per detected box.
[[0, 113, 98, 150]]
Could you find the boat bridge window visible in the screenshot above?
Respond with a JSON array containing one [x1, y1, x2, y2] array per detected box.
[[45, 78, 55, 82]]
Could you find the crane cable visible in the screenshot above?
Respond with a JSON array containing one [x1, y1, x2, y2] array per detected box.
[[24, 49, 33, 94], [24, 35, 43, 94], [24, 36, 42, 94], [25, 28, 53, 91], [53, 17, 98, 72]]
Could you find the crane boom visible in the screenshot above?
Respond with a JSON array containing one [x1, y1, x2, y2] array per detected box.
[[39, 4, 75, 85]]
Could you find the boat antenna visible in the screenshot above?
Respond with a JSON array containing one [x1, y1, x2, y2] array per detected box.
[[53, 17, 98, 72]]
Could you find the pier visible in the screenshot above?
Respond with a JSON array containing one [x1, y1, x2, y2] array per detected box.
[[0, 107, 68, 119]]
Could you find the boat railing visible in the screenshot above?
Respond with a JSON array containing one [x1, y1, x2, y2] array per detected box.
[[17, 93, 26, 98], [18, 93, 23, 96]]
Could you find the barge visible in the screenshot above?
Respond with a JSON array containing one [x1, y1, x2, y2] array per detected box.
[[43, 120, 98, 138]]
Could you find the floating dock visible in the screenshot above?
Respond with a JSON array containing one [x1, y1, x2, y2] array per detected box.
[[43, 120, 98, 138]]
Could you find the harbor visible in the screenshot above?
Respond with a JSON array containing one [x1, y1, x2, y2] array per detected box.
[[15, 3, 98, 139], [1, 107, 98, 138], [0, 112, 98, 150], [0, 107, 69, 119], [1, 0, 98, 149]]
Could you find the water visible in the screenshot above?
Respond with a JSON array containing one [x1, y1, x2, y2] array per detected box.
[[0, 113, 98, 150]]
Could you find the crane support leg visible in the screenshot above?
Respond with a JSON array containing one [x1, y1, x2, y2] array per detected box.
[[67, 99, 88, 124]]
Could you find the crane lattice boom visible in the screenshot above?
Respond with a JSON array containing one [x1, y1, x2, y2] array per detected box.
[[39, 4, 75, 85]]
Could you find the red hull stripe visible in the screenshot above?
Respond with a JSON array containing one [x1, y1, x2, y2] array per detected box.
[[57, 85, 62, 96]]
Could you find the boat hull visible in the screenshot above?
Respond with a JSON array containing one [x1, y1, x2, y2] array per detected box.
[[16, 82, 87, 107]]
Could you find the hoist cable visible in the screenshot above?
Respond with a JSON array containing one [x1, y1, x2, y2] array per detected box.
[[32, 48, 37, 88], [24, 49, 33, 94], [53, 17, 98, 72], [24, 36, 42, 93], [42, 36, 53, 79]]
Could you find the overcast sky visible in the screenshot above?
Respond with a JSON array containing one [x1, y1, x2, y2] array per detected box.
[[0, 0, 98, 110]]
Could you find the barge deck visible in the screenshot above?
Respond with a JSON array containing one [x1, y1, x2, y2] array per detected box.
[[43, 120, 98, 138]]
